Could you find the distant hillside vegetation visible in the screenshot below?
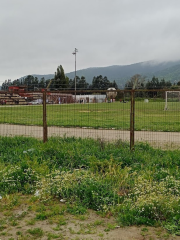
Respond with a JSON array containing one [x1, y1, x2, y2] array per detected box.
[[149, 64, 180, 83], [66, 61, 180, 87], [16, 60, 180, 88]]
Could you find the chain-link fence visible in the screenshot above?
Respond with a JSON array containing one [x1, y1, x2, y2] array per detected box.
[[0, 89, 180, 149]]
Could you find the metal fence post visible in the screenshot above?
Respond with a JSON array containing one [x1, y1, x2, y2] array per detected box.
[[43, 91, 47, 143], [130, 90, 135, 150]]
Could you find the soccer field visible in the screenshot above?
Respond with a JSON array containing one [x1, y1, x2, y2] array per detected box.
[[0, 101, 180, 132]]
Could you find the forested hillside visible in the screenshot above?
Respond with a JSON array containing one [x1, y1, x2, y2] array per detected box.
[[1, 60, 180, 89], [27, 60, 180, 87]]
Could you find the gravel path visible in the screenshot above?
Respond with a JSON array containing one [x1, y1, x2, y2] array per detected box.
[[1, 124, 180, 148]]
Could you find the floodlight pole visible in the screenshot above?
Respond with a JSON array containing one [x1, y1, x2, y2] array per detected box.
[[72, 48, 78, 102]]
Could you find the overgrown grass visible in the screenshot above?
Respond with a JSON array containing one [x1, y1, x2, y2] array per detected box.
[[0, 136, 180, 235], [0, 101, 180, 131]]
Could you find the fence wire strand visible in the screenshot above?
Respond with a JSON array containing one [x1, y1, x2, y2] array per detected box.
[[0, 89, 180, 149]]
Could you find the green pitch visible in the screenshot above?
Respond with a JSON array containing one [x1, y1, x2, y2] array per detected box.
[[0, 101, 180, 132]]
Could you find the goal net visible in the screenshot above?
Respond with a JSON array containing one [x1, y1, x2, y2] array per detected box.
[[164, 91, 180, 110]]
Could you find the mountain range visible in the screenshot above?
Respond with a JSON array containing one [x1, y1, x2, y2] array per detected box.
[[18, 60, 180, 88]]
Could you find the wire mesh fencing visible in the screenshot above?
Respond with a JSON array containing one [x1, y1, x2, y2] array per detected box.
[[134, 90, 180, 149], [0, 90, 43, 139], [0, 89, 180, 149], [45, 90, 130, 144]]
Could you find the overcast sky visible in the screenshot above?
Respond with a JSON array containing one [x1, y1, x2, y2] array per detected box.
[[0, 0, 180, 84]]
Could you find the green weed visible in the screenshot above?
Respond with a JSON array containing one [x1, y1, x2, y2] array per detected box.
[[1, 136, 180, 235], [27, 227, 44, 237]]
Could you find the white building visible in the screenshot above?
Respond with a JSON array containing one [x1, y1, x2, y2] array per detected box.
[[75, 94, 106, 103]]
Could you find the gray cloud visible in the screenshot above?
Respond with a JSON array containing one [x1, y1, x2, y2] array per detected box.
[[0, 0, 180, 84]]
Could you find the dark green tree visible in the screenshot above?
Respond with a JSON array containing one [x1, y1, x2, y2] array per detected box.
[[109, 80, 118, 89], [39, 77, 46, 89], [12, 79, 20, 86], [1, 80, 11, 90], [146, 76, 172, 89], [54, 65, 69, 89], [90, 75, 116, 90], [69, 76, 89, 89], [23, 75, 35, 91], [177, 81, 180, 86], [77, 76, 89, 89], [146, 76, 172, 98], [33, 77, 39, 89], [146, 76, 160, 89]]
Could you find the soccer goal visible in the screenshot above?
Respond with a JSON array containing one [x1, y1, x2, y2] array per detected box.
[[164, 91, 180, 110]]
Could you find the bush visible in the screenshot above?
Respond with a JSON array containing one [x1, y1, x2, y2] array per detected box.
[[0, 162, 39, 194]]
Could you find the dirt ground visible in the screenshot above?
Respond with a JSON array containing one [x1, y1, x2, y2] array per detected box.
[[0, 124, 180, 149], [0, 195, 179, 240]]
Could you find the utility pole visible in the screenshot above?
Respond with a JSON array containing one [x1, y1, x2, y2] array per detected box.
[[72, 48, 78, 102]]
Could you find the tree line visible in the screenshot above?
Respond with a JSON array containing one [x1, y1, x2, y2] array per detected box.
[[1, 65, 118, 91], [123, 74, 180, 99], [125, 74, 177, 90], [1, 65, 180, 91]]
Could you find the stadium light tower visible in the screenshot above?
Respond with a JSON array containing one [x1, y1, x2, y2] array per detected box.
[[72, 48, 78, 102]]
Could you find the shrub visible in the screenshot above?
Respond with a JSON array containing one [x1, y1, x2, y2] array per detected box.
[[0, 163, 39, 194]]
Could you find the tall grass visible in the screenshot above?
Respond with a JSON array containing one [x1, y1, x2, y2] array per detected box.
[[0, 136, 180, 234]]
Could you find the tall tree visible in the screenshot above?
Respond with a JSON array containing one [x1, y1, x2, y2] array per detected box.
[[23, 75, 35, 91], [77, 76, 89, 89], [39, 77, 46, 89], [54, 65, 69, 89]]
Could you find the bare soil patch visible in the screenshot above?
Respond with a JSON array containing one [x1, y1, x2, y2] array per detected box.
[[0, 195, 179, 240]]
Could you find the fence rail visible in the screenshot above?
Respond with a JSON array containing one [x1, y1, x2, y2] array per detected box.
[[0, 89, 180, 149]]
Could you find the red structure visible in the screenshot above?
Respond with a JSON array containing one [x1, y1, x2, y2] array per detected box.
[[7, 86, 74, 104], [8, 86, 27, 94], [8, 86, 35, 100]]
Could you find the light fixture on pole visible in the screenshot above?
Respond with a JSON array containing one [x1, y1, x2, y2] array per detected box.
[[72, 48, 78, 102]]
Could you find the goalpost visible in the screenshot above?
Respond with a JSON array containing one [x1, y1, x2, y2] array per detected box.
[[164, 91, 180, 110]]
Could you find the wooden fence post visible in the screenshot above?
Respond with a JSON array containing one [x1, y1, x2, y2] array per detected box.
[[130, 90, 135, 150], [43, 91, 47, 143]]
